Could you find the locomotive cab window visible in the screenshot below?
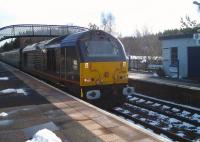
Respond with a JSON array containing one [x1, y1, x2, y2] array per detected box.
[[85, 40, 120, 57], [80, 35, 126, 62]]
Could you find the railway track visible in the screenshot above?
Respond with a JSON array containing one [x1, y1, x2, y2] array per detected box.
[[112, 93, 200, 142]]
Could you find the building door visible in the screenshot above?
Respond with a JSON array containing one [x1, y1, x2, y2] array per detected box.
[[188, 47, 200, 78]]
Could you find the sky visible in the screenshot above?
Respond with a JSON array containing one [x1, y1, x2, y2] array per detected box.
[[0, 0, 200, 36]]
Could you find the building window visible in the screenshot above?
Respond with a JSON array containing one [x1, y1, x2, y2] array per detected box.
[[171, 47, 178, 66]]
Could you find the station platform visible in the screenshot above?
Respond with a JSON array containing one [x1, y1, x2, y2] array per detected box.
[[129, 72, 200, 108], [0, 62, 168, 142]]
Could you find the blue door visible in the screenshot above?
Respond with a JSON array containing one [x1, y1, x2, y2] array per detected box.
[[188, 47, 200, 78]]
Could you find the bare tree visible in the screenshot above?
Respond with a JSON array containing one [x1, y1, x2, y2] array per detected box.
[[180, 15, 197, 28], [88, 23, 100, 30], [101, 12, 115, 34]]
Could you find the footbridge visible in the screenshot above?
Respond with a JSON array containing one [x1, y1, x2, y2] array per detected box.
[[0, 24, 88, 42]]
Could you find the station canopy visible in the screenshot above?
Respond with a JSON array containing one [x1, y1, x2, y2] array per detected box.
[[0, 24, 88, 42]]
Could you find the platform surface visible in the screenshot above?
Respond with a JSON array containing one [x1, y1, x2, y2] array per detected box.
[[129, 72, 200, 91], [0, 62, 168, 142]]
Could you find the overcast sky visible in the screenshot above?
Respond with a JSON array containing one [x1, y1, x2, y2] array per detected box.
[[0, 0, 199, 36]]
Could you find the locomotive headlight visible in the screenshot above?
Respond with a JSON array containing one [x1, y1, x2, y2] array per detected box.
[[85, 63, 89, 69], [84, 78, 94, 82], [122, 62, 126, 67]]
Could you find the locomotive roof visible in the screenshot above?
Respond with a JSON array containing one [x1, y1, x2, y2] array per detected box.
[[23, 43, 38, 52], [60, 31, 88, 47], [60, 30, 109, 47], [45, 35, 66, 48], [23, 30, 110, 51]]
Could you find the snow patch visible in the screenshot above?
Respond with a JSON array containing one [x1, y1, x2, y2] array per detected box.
[[0, 88, 27, 96], [148, 111, 156, 116], [145, 101, 153, 105], [149, 121, 159, 126], [26, 129, 62, 142], [171, 108, 180, 112], [153, 73, 158, 77], [114, 107, 123, 111], [122, 110, 131, 114], [0, 77, 9, 80], [139, 118, 146, 121], [132, 114, 139, 118], [136, 99, 145, 103], [168, 118, 180, 124], [0, 112, 8, 117], [176, 132, 185, 137], [129, 97, 139, 101], [162, 105, 170, 110], [158, 114, 168, 120], [152, 103, 161, 107], [191, 113, 200, 122], [126, 95, 132, 99]]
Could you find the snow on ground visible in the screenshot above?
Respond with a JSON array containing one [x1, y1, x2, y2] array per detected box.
[[0, 112, 8, 117], [26, 129, 62, 142], [0, 88, 27, 96], [0, 77, 9, 80], [123, 103, 200, 137]]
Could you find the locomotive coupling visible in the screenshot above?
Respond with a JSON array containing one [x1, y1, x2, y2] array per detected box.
[[86, 90, 101, 100], [123, 86, 135, 96]]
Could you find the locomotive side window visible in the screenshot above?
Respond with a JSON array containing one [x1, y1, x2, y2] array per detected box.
[[47, 49, 56, 72], [60, 48, 66, 78], [65, 46, 80, 81], [23, 53, 28, 67], [73, 59, 78, 70]]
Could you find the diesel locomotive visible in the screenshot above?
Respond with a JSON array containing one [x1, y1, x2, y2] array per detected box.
[[0, 30, 132, 105]]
